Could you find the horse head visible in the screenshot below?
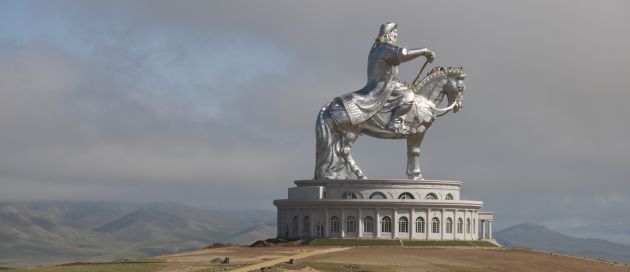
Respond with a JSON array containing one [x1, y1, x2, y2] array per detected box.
[[441, 67, 466, 113], [415, 66, 466, 115]]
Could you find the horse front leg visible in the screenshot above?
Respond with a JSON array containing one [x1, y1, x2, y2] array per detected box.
[[406, 132, 425, 180], [341, 132, 367, 180]]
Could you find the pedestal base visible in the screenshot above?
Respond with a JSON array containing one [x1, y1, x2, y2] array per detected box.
[[273, 179, 493, 240]]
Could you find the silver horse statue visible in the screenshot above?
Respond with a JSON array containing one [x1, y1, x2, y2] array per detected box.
[[315, 67, 466, 180]]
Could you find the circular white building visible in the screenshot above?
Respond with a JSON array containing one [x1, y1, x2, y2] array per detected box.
[[274, 179, 494, 240]]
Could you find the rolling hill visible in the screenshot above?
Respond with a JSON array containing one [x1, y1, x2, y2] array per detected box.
[[0, 201, 276, 268], [495, 223, 630, 264]]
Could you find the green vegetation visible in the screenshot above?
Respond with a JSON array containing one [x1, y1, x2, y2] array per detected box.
[[403, 240, 475, 247], [469, 241, 499, 247], [4, 263, 163, 272], [308, 239, 500, 248], [308, 239, 400, 246]]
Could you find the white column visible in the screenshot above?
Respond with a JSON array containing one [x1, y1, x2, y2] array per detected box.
[[341, 208, 346, 238], [454, 210, 457, 240], [470, 211, 477, 240], [277, 209, 281, 238], [358, 208, 363, 238], [473, 212, 477, 239], [309, 208, 314, 238], [476, 212, 479, 239], [376, 208, 381, 239], [489, 220, 493, 239], [393, 209, 398, 239], [297, 209, 302, 238], [453, 209, 459, 240], [289, 209, 294, 239], [468, 210, 472, 240], [463, 210, 468, 240], [297, 209, 301, 239], [462, 210, 466, 240], [426, 208, 430, 240], [481, 220, 486, 240], [410, 209, 416, 239], [441, 208, 445, 240], [324, 208, 329, 237]]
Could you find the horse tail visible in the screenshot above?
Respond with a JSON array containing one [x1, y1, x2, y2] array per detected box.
[[314, 102, 335, 179]]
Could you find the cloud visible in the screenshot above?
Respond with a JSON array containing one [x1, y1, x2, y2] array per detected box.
[[0, 0, 629, 227]]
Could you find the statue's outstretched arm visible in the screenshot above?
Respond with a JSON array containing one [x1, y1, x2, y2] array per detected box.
[[398, 48, 435, 63]]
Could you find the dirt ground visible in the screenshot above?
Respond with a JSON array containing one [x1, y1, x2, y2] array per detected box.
[[148, 246, 630, 272], [150, 246, 332, 271], [278, 247, 630, 272]]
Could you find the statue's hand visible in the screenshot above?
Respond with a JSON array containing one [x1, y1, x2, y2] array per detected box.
[[424, 50, 435, 62]]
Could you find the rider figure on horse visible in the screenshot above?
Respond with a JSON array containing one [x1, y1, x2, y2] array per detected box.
[[337, 22, 435, 132]]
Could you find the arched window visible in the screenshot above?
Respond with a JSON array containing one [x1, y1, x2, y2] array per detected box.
[[330, 216, 340, 233], [446, 218, 453, 234], [466, 218, 471, 234], [303, 216, 310, 234], [446, 193, 454, 200], [381, 216, 392, 233], [425, 193, 438, 200], [342, 191, 358, 199], [457, 218, 463, 234], [416, 217, 425, 233], [398, 192, 415, 199], [398, 217, 409, 233], [432, 217, 440, 233], [369, 192, 387, 199], [292, 216, 299, 234], [346, 216, 356, 233], [364, 216, 374, 233]]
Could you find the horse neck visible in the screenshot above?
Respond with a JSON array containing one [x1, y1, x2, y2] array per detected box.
[[417, 78, 447, 106]]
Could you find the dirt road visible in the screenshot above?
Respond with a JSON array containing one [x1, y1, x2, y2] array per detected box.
[[230, 247, 350, 272]]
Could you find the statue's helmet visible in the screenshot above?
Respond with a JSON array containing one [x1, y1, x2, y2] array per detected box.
[[378, 22, 397, 37]]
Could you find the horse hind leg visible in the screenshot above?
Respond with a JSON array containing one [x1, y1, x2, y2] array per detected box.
[[340, 131, 367, 180]]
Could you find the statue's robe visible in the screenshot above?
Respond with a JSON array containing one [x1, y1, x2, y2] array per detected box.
[[338, 41, 409, 125]]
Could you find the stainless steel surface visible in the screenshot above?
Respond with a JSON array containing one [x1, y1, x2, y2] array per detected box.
[[315, 23, 466, 180]]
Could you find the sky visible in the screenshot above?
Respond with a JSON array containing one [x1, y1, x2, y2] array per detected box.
[[0, 0, 629, 231]]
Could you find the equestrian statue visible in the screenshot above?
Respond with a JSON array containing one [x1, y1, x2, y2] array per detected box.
[[315, 22, 467, 180]]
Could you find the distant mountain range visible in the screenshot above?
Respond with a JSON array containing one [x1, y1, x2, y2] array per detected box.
[[559, 222, 630, 246], [495, 223, 630, 264], [4, 201, 629, 268], [0, 201, 276, 268]]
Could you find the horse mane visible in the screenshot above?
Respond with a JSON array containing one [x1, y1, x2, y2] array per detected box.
[[415, 66, 465, 91]]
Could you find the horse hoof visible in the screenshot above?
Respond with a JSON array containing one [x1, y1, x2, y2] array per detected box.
[[407, 171, 423, 180]]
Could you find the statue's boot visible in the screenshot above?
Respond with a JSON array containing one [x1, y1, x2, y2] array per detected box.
[[386, 103, 412, 133]]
